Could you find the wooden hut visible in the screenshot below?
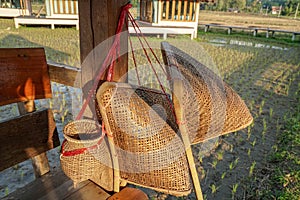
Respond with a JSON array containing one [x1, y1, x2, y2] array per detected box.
[[139, 0, 200, 38], [0, 0, 31, 17], [14, 0, 79, 29]]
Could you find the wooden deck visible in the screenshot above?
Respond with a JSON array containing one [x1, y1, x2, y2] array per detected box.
[[3, 170, 111, 200], [14, 16, 79, 30], [129, 20, 195, 39]]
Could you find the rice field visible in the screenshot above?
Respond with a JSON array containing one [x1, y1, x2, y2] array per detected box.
[[0, 17, 299, 199]]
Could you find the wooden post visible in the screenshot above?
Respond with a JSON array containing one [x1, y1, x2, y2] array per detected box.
[[78, 0, 129, 192], [278, 5, 282, 17], [194, 0, 200, 38], [253, 29, 258, 37], [17, 101, 51, 177], [292, 33, 296, 41], [228, 27, 232, 35], [158, 0, 162, 23], [173, 79, 204, 200]]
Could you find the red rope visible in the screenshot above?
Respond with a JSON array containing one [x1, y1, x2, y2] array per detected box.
[[127, 23, 141, 85], [75, 2, 177, 133], [127, 13, 176, 119], [76, 3, 132, 120], [61, 134, 105, 157], [127, 12, 167, 76]]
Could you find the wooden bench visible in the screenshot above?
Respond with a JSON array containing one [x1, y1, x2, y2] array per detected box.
[[0, 48, 60, 177], [202, 24, 300, 41], [0, 48, 148, 200]]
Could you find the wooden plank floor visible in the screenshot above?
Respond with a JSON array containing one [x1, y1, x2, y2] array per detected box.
[[3, 170, 111, 200]]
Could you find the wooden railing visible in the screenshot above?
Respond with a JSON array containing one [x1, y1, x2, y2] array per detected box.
[[161, 0, 198, 22], [47, 61, 81, 87], [51, 0, 78, 15]]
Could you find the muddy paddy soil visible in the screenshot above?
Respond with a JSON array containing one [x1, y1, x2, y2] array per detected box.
[[0, 39, 299, 199]]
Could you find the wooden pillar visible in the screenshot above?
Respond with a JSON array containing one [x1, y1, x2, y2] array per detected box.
[[79, 0, 128, 84], [194, 0, 200, 38], [79, 0, 129, 118], [78, 0, 129, 192]]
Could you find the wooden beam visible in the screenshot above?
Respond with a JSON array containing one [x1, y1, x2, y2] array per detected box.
[[47, 61, 81, 87], [0, 108, 60, 171]]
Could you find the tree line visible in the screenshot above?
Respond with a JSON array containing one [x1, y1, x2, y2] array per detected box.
[[201, 0, 300, 17]]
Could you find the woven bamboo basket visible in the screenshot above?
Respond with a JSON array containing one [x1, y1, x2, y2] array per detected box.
[[96, 82, 191, 196], [161, 42, 253, 144], [60, 119, 113, 190]]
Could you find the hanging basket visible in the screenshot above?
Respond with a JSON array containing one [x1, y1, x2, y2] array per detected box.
[[161, 42, 253, 144], [60, 119, 113, 190], [96, 82, 191, 196]]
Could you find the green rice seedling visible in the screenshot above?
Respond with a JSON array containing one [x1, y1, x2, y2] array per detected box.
[[229, 161, 235, 171], [210, 184, 219, 195], [216, 150, 224, 161], [269, 107, 273, 119], [247, 148, 251, 157], [59, 104, 63, 113], [234, 157, 239, 166], [221, 172, 227, 179], [259, 100, 265, 115], [210, 159, 218, 169], [231, 183, 239, 200], [249, 161, 256, 177], [62, 94, 66, 107], [247, 125, 252, 140], [263, 118, 267, 131], [5, 187, 9, 196], [251, 138, 257, 147], [198, 152, 203, 164]]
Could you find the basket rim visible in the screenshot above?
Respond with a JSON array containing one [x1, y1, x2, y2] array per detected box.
[[63, 119, 102, 144]]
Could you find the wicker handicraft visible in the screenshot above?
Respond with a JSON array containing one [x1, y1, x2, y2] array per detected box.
[[161, 42, 253, 144], [60, 119, 113, 190], [96, 82, 191, 196]]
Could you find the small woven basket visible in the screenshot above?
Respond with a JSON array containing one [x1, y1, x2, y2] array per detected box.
[[60, 119, 112, 189]]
